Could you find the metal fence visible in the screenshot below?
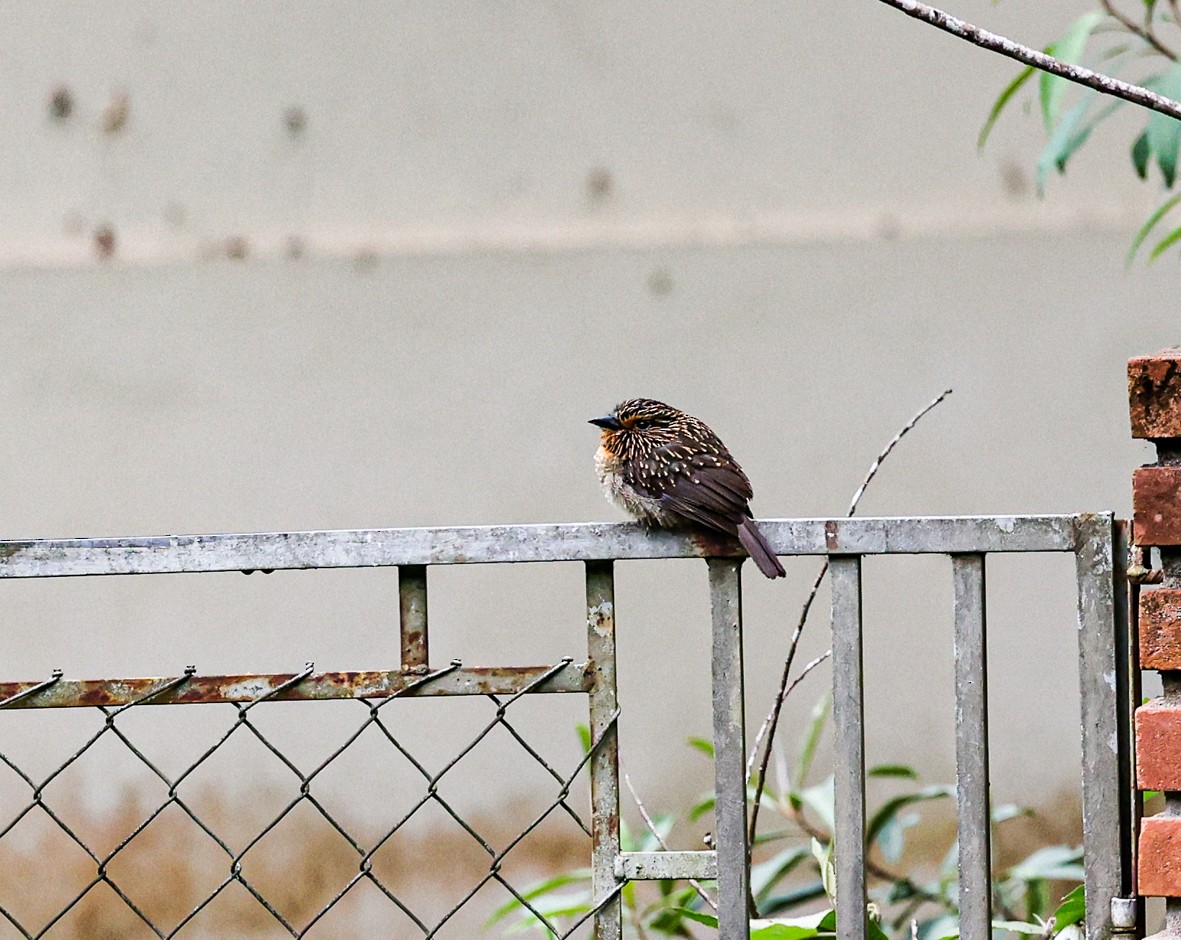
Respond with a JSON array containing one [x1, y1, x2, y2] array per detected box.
[[0, 514, 1136, 940]]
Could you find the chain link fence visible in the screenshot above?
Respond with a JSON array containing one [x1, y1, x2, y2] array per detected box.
[[0, 656, 620, 938]]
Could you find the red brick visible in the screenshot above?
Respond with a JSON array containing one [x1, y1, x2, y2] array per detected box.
[[1139, 815, 1181, 896], [1138, 700, 1181, 790], [1141, 589, 1181, 669], [1130, 350, 1181, 439], [1134, 467, 1181, 545]]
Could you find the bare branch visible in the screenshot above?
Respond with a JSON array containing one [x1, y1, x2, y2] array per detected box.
[[747, 649, 831, 780], [876, 0, 1181, 120], [1101, 0, 1178, 60], [745, 389, 953, 902], [622, 770, 718, 912]]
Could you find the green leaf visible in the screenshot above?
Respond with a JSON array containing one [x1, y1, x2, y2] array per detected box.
[[812, 836, 837, 901], [1036, 89, 1097, 195], [486, 870, 591, 924], [1039, 12, 1105, 131], [865, 785, 954, 847], [1133, 130, 1152, 179], [687, 736, 714, 758], [1008, 844, 1085, 882], [992, 803, 1032, 825], [1128, 192, 1181, 263], [1148, 65, 1181, 187], [794, 694, 831, 790], [867, 764, 918, 779], [979, 65, 1036, 149], [1052, 884, 1086, 929], [992, 920, 1048, 935], [751, 908, 837, 938], [575, 723, 591, 755], [1150, 223, 1181, 260], [799, 777, 836, 835], [674, 908, 718, 927], [753, 844, 814, 901], [689, 793, 715, 821], [875, 810, 920, 863], [760, 882, 830, 915]]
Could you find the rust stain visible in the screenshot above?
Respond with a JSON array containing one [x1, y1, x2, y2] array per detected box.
[[689, 527, 741, 559], [825, 519, 839, 551], [0, 664, 590, 709]]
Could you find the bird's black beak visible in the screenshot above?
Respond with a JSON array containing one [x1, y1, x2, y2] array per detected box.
[[589, 415, 624, 431]]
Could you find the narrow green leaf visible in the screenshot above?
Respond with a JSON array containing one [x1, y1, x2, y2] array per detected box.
[[760, 882, 830, 915], [674, 908, 718, 927], [688, 794, 715, 821], [1036, 88, 1097, 194], [486, 870, 591, 924], [1150, 223, 1181, 260], [867, 764, 919, 779], [979, 65, 1036, 149], [794, 694, 831, 790], [1128, 191, 1181, 263], [575, 723, 591, 755], [752, 844, 813, 901], [1009, 844, 1084, 882], [1039, 12, 1105, 131], [687, 736, 714, 758], [866, 785, 954, 847], [1148, 65, 1181, 187]]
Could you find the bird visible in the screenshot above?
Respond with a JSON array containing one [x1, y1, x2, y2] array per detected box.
[[589, 398, 786, 578]]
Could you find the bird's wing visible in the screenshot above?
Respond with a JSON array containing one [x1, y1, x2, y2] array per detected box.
[[631, 447, 753, 536]]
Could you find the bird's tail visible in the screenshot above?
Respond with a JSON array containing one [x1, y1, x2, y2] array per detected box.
[[738, 519, 786, 579]]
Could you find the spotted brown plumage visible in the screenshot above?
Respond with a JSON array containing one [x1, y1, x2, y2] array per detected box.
[[589, 398, 786, 579]]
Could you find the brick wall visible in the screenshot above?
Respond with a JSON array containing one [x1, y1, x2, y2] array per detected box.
[[1131, 349, 1181, 897]]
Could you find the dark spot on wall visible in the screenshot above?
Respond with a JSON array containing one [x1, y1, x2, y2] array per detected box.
[[48, 86, 74, 121], [94, 224, 116, 261], [586, 166, 613, 203], [647, 267, 673, 297]]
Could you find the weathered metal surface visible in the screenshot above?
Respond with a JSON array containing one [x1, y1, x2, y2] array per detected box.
[[831, 556, 867, 940], [952, 553, 992, 940], [614, 851, 718, 880], [1075, 513, 1121, 940], [399, 564, 429, 669], [0, 515, 1083, 578], [586, 560, 622, 940], [708, 558, 749, 940], [1113, 521, 1142, 923], [0, 663, 591, 708]]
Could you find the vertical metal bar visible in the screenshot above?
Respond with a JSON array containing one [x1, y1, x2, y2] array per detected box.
[[1075, 513, 1121, 940], [1114, 520, 1145, 936], [708, 557, 750, 940], [830, 555, 867, 940], [399, 565, 429, 669], [953, 553, 992, 940], [586, 560, 621, 940]]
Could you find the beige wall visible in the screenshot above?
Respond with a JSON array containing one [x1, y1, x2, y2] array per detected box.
[[1, 3, 1173, 836]]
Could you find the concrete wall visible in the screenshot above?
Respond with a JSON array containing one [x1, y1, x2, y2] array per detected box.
[[1, 2, 1174, 842]]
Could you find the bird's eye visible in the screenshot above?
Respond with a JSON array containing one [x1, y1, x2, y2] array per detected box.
[[634, 419, 651, 430]]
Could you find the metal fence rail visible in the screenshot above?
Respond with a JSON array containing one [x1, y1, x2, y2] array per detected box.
[[0, 514, 1133, 940]]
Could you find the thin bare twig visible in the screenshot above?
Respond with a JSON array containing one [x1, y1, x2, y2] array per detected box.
[[746, 389, 953, 888], [875, 0, 1181, 120], [1100, 0, 1178, 60], [623, 770, 718, 913], [747, 650, 831, 780]]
